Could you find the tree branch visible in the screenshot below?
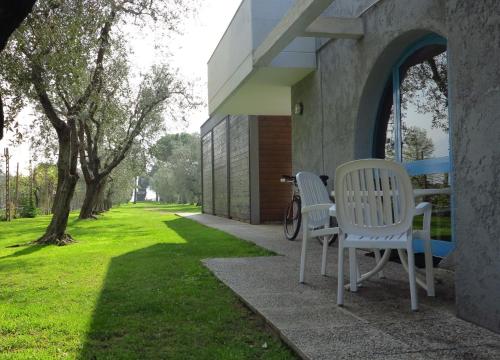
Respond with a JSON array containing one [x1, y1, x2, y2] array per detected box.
[[77, 118, 93, 183], [73, 9, 116, 114], [426, 58, 448, 99], [100, 93, 167, 178], [30, 63, 67, 133], [55, 85, 72, 113]]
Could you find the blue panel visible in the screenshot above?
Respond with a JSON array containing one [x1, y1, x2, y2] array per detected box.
[[403, 157, 450, 176], [413, 238, 455, 258]]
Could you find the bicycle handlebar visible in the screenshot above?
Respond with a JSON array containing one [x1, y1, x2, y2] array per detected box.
[[280, 175, 296, 183], [281, 174, 329, 186]]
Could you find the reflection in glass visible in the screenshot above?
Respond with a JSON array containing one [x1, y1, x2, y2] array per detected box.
[[401, 50, 448, 162], [381, 43, 451, 242]]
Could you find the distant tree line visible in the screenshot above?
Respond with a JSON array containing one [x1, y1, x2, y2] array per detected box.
[[150, 133, 200, 205], [1, 160, 134, 221]]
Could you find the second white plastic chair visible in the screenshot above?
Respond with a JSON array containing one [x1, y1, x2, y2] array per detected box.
[[296, 172, 338, 283]]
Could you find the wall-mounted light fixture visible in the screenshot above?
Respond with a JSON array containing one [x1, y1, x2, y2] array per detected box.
[[294, 102, 304, 116]]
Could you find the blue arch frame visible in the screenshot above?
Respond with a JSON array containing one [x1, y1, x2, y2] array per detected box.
[[387, 34, 454, 257]]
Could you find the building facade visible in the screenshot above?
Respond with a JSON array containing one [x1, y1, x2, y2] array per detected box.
[[204, 0, 500, 333]]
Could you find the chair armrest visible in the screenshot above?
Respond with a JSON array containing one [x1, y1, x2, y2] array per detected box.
[[415, 202, 432, 216], [414, 202, 432, 233], [302, 203, 334, 214], [329, 204, 336, 217]]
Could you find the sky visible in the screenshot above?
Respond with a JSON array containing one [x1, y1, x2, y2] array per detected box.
[[0, 0, 242, 174]]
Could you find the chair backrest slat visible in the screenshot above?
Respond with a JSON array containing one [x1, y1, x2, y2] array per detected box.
[[335, 160, 414, 237], [296, 172, 332, 229], [390, 173, 401, 223], [380, 169, 393, 226], [352, 170, 364, 227], [365, 168, 378, 227]]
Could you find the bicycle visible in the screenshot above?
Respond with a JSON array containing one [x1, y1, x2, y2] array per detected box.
[[281, 174, 336, 246]]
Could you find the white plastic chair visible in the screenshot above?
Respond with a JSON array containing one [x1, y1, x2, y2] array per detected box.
[[296, 172, 338, 283], [335, 159, 435, 311]]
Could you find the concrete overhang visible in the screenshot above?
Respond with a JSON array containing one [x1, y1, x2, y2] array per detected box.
[[207, 0, 365, 117]]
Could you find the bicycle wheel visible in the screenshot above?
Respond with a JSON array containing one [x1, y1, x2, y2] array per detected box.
[[284, 196, 301, 240]]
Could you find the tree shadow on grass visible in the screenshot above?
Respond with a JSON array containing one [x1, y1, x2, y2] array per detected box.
[[79, 217, 288, 359], [0, 244, 45, 260], [78, 243, 187, 359]]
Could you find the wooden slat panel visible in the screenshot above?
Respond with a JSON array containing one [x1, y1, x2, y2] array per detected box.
[[213, 120, 228, 217], [258, 116, 292, 222], [202, 134, 213, 214], [229, 116, 250, 221]]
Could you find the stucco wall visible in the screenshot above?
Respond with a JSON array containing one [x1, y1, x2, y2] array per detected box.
[[292, 0, 500, 333], [447, 0, 500, 334]]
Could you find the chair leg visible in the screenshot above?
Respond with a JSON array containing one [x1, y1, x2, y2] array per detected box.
[[423, 237, 435, 296], [299, 217, 309, 283], [407, 245, 418, 311], [374, 250, 385, 279], [337, 236, 344, 306], [349, 248, 358, 292], [356, 262, 361, 286], [321, 234, 328, 276]]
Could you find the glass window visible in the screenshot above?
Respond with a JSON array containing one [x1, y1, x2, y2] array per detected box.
[[376, 36, 452, 252]]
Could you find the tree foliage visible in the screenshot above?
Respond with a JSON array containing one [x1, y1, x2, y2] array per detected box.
[[150, 133, 200, 204]]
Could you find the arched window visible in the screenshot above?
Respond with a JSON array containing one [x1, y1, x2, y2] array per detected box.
[[374, 34, 453, 257]]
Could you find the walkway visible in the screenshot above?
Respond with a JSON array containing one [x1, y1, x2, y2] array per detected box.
[[181, 213, 500, 360]]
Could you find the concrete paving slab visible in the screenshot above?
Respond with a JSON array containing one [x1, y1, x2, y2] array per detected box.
[[281, 325, 415, 359], [181, 213, 500, 360], [259, 305, 366, 330], [372, 317, 500, 351], [422, 345, 500, 360]]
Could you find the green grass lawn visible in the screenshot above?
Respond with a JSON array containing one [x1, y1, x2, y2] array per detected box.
[[0, 203, 295, 359], [413, 215, 452, 240]]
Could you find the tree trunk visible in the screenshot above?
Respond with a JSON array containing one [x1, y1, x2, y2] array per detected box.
[[133, 176, 137, 204], [93, 181, 107, 214], [103, 184, 113, 211], [104, 196, 112, 211], [36, 121, 79, 245], [34, 188, 40, 208], [79, 178, 104, 219]]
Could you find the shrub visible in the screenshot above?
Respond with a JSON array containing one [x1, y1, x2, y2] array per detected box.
[[19, 196, 37, 218]]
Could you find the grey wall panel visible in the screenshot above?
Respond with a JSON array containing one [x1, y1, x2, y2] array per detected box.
[[229, 115, 251, 221], [202, 134, 213, 214], [213, 119, 229, 216]]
